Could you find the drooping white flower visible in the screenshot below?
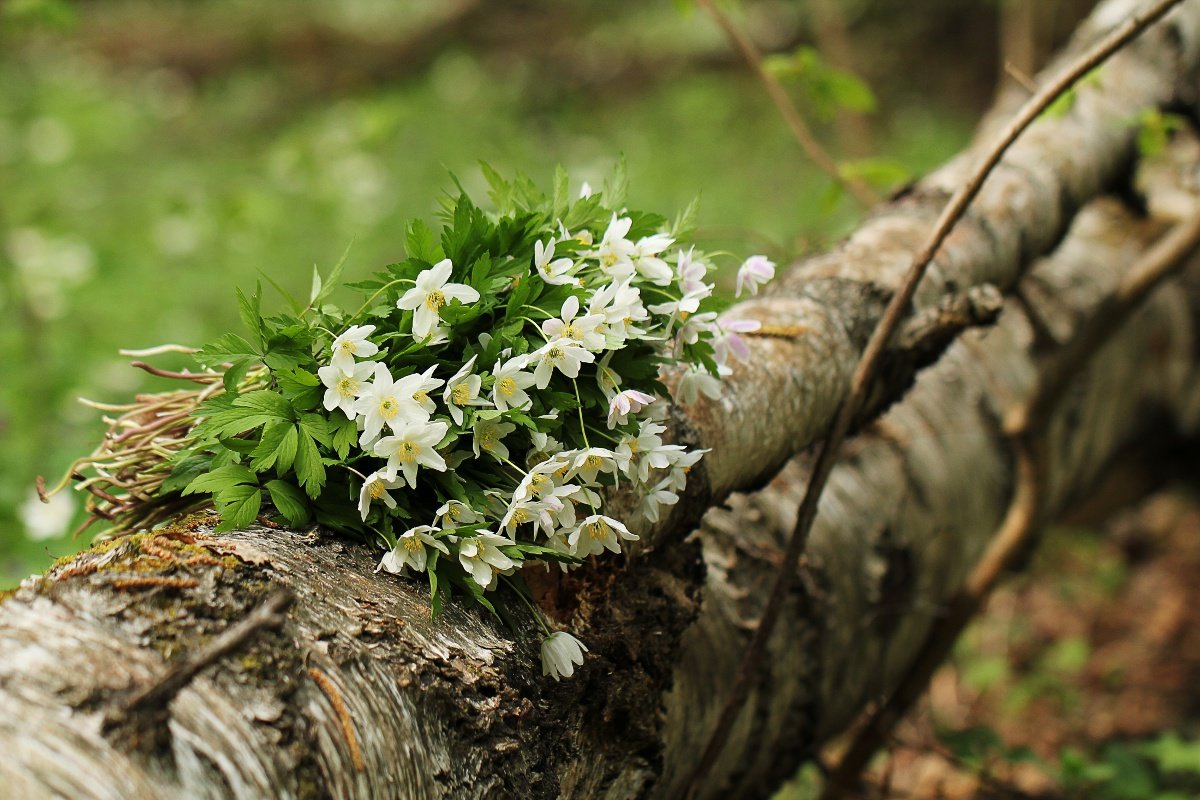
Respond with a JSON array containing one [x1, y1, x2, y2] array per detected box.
[[376, 525, 449, 575], [568, 513, 639, 557], [532, 338, 595, 389], [607, 389, 656, 428], [443, 355, 486, 425], [357, 470, 404, 521], [676, 310, 719, 347], [319, 360, 374, 420], [639, 479, 679, 523], [499, 498, 546, 536], [588, 279, 648, 345], [647, 288, 709, 320], [355, 363, 429, 445], [541, 631, 588, 680], [675, 364, 726, 405], [396, 259, 480, 340], [458, 531, 519, 589], [630, 233, 675, 285], [527, 431, 565, 465], [435, 499, 483, 528], [534, 239, 576, 285], [330, 324, 379, 370], [713, 318, 761, 365], [675, 247, 709, 296], [664, 448, 707, 492], [373, 420, 449, 487], [492, 355, 536, 412], [735, 254, 776, 297], [615, 421, 678, 482], [472, 416, 516, 461], [595, 350, 623, 398]]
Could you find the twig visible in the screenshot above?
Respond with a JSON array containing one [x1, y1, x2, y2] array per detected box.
[[309, 667, 367, 772], [105, 589, 294, 727], [694, 0, 879, 209], [683, 1, 1189, 794], [822, 210, 1200, 796]]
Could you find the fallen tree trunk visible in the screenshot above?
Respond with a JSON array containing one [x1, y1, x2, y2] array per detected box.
[[4, 1, 1200, 797]]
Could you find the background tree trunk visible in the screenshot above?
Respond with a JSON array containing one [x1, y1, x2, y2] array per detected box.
[[4, 1, 1200, 797]]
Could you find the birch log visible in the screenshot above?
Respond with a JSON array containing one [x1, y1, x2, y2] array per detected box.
[[4, 1, 1200, 798]]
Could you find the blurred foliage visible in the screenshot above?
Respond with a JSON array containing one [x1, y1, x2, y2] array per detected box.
[[0, 0, 984, 581]]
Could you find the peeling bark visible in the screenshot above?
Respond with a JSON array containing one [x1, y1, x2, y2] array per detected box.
[[4, 2, 1200, 798]]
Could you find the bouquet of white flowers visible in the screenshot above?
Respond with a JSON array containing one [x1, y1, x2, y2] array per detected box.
[[45, 164, 773, 679]]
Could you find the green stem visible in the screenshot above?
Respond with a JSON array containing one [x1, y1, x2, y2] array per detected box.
[[352, 278, 415, 318], [572, 380, 590, 449], [511, 580, 553, 636]]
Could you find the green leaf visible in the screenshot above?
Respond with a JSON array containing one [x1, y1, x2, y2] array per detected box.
[[265, 479, 310, 526], [160, 455, 212, 495], [195, 332, 260, 364], [237, 283, 265, 349], [181, 464, 256, 496], [222, 357, 253, 395], [329, 413, 358, 459], [603, 155, 628, 209], [294, 429, 326, 498], [233, 390, 295, 421], [405, 218, 440, 263], [251, 422, 299, 473], [299, 412, 332, 447], [552, 164, 570, 221], [479, 161, 514, 215], [214, 483, 262, 532]]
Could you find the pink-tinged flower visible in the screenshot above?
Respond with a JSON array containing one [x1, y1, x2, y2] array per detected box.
[[713, 318, 762, 365], [735, 255, 776, 297], [606, 389, 656, 428], [396, 259, 480, 340]]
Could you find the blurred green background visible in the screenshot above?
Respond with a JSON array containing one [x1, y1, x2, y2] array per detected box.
[[0, 0, 1099, 583]]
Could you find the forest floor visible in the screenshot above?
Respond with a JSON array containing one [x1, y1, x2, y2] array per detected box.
[[806, 482, 1200, 799]]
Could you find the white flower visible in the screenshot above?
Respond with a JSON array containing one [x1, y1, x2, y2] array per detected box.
[[534, 239, 576, 285], [592, 214, 636, 278], [442, 355, 486, 425], [588, 279, 648, 345], [607, 389, 656, 428], [615, 421, 678, 482], [472, 416, 516, 460], [676, 311, 719, 347], [647, 289, 709, 319], [357, 470, 404, 521], [532, 338, 595, 389], [568, 447, 619, 485], [458, 531, 519, 589], [330, 324, 379, 370], [408, 364, 444, 416], [492, 355, 536, 412], [675, 247, 709, 296], [527, 431, 565, 464], [735, 254, 776, 297], [396, 259, 480, 340], [639, 479, 679, 523], [435, 499, 483, 528], [568, 514, 639, 557], [499, 498, 546, 536], [595, 350, 623, 398], [578, 181, 593, 198], [542, 295, 607, 352], [630, 233, 675, 285], [664, 448, 707, 492], [541, 631, 588, 681], [377, 525, 449, 575], [675, 364, 726, 405], [713, 318, 761, 365], [355, 363, 429, 445], [559, 220, 593, 247], [374, 420, 449, 487], [319, 360, 374, 420]]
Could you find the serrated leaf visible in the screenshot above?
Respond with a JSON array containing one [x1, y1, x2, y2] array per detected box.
[[251, 422, 299, 473], [299, 412, 332, 447], [329, 413, 358, 460], [294, 430, 326, 498], [222, 357, 253, 394], [160, 455, 212, 495], [552, 164, 570, 221], [265, 479, 310, 526], [603, 155, 628, 209], [182, 464, 256, 496], [215, 483, 261, 531], [479, 161, 514, 215], [237, 284, 265, 349], [405, 218, 440, 263], [195, 332, 260, 365], [233, 390, 294, 421]]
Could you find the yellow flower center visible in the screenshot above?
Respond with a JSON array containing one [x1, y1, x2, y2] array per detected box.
[[452, 383, 471, 405], [402, 535, 423, 552], [446, 505, 462, 521], [378, 397, 400, 420], [547, 346, 563, 361], [512, 508, 530, 524], [413, 390, 428, 404], [397, 441, 420, 462], [585, 455, 603, 468], [425, 290, 446, 311], [336, 377, 358, 398], [601, 252, 618, 267], [562, 322, 582, 340], [586, 520, 607, 540], [498, 377, 516, 396], [530, 473, 551, 497], [367, 480, 387, 499]]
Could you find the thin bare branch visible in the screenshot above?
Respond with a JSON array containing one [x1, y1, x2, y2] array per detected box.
[[694, 0, 880, 209], [684, 0, 1190, 794]]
